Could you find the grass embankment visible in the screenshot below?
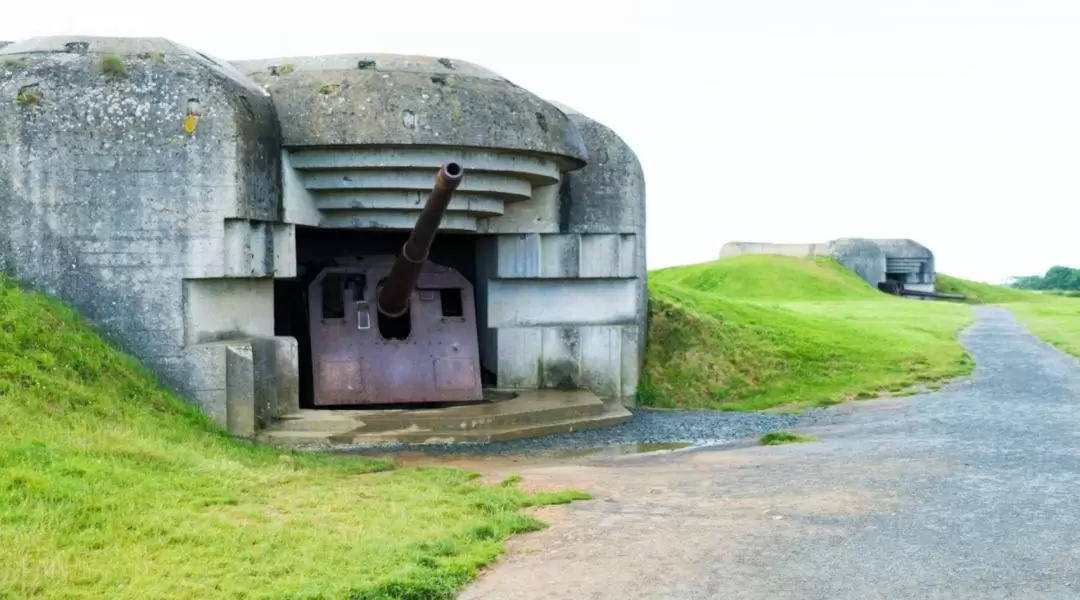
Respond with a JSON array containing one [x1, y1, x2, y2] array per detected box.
[[938, 274, 1080, 357], [638, 255, 976, 411], [0, 277, 586, 600], [935, 274, 1040, 304]]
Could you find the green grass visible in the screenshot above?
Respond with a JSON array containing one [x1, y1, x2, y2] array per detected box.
[[935, 274, 1044, 304], [0, 276, 588, 600], [760, 431, 815, 445], [938, 273, 1080, 358], [1004, 299, 1080, 357], [638, 255, 976, 411], [99, 54, 128, 77]]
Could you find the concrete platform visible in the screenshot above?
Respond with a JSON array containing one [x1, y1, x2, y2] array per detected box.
[[257, 389, 633, 448]]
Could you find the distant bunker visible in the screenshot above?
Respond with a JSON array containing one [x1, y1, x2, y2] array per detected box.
[[719, 238, 949, 298], [0, 37, 647, 440]]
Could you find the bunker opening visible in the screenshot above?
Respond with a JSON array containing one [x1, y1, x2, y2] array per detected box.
[[884, 257, 932, 287], [273, 163, 494, 409]]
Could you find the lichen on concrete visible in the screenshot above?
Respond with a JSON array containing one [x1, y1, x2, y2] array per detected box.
[[232, 54, 588, 165]]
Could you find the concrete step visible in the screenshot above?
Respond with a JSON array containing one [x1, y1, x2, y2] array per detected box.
[[257, 391, 632, 448], [265, 389, 607, 434], [331, 402, 633, 446], [266, 411, 363, 435]]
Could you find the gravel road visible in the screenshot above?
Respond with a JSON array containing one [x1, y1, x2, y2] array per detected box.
[[458, 306, 1080, 599]]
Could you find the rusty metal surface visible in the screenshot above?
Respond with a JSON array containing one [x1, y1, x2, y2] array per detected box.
[[378, 162, 465, 318], [307, 257, 483, 405]]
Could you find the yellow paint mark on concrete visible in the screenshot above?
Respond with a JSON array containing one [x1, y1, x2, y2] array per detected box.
[[183, 115, 198, 134]]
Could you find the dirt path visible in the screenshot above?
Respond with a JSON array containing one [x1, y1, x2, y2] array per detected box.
[[449, 307, 1080, 599]]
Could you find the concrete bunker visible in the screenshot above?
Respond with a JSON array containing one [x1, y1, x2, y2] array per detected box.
[[720, 238, 940, 297], [0, 37, 647, 441]]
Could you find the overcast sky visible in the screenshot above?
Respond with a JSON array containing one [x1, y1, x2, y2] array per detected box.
[[3, 0, 1078, 283]]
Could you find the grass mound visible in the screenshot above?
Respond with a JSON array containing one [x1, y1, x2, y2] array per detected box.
[[935, 274, 1043, 304], [651, 255, 882, 301], [0, 276, 586, 600], [638, 255, 975, 411]]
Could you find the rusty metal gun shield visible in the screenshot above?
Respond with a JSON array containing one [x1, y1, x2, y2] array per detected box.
[[307, 261, 483, 405]]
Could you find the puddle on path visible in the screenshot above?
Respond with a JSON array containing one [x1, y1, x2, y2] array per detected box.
[[541, 442, 696, 459]]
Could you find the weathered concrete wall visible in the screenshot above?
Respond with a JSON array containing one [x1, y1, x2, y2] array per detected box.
[[229, 54, 645, 404], [0, 36, 298, 434], [477, 103, 647, 405], [234, 54, 586, 164], [719, 241, 829, 259], [825, 238, 888, 288], [871, 238, 935, 286], [231, 55, 587, 235], [0, 36, 650, 428]]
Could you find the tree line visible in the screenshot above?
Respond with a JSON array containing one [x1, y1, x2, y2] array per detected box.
[[1009, 266, 1080, 291]]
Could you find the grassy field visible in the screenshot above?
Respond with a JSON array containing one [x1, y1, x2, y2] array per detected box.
[[638, 255, 978, 411], [1005, 300, 1080, 357], [937, 274, 1080, 358], [935, 273, 1042, 304], [0, 276, 586, 600]]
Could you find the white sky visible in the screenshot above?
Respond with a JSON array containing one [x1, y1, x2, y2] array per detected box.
[[3, 0, 1079, 283]]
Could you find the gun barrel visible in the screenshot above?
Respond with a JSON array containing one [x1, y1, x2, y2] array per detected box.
[[377, 162, 465, 318]]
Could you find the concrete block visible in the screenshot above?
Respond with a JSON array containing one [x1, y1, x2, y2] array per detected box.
[[495, 328, 542, 389], [620, 325, 642, 406], [193, 389, 228, 428], [282, 150, 322, 226], [486, 278, 639, 328], [274, 337, 300, 415], [579, 233, 639, 278], [487, 233, 640, 279], [272, 223, 297, 278], [579, 326, 622, 399], [252, 336, 300, 426], [251, 338, 276, 429], [496, 234, 542, 278], [225, 343, 256, 437], [540, 235, 580, 278], [182, 278, 275, 345], [224, 219, 273, 277], [178, 344, 229, 393], [184, 235, 229, 280], [540, 327, 581, 388], [620, 234, 639, 279], [479, 183, 562, 234]]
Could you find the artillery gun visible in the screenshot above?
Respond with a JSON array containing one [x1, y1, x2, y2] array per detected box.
[[306, 163, 484, 405]]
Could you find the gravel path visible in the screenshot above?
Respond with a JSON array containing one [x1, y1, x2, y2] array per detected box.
[[459, 306, 1080, 599]]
